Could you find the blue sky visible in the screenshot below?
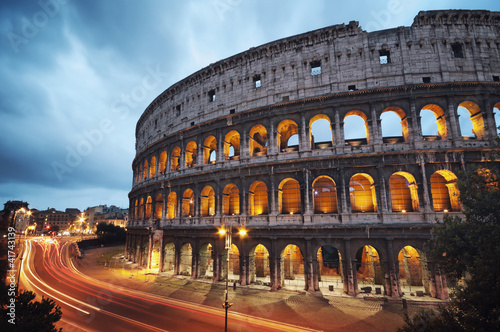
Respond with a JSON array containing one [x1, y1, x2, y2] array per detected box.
[[1, 0, 499, 211]]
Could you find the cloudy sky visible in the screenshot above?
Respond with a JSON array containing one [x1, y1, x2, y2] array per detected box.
[[1, 0, 499, 212]]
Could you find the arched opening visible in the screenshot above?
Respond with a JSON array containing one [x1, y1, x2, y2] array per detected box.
[[149, 156, 156, 178], [159, 151, 167, 175], [421, 104, 447, 140], [312, 176, 338, 214], [185, 141, 197, 168], [430, 170, 461, 212], [179, 243, 192, 276], [249, 125, 268, 156], [154, 194, 163, 219], [310, 115, 333, 149], [398, 246, 430, 296], [143, 160, 149, 180], [222, 184, 239, 215], [151, 241, 160, 271], [198, 243, 214, 279], [222, 244, 240, 281], [279, 178, 301, 214], [317, 245, 343, 294], [344, 111, 369, 146], [134, 200, 138, 219], [249, 244, 270, 285], [200, 186, 215, 217], [145, 196, 152, 219], [139, 198, 144, 219], [167, 192, 177, 219], [203, 136, 217, 164], [349, 173, 377, 212], [458, 101, 485, 139], [138, 165, 142, 183], [280, 244, 305, 290], [494, 103, 500, 136], [389, 172, 419, 212], [277, 120, 299, 152], [356, 245, 384, 294], [224, 130, 240, 160], [249, 181, 268, 215], [163, 242, 175, 274], [381, 107, 407, 143], [182, 189, 195, 217], [171, 146, 181, 171]]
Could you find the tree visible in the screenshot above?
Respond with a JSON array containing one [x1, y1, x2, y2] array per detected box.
[[95, 222, 126, 244], [399, 168, 500, 331]]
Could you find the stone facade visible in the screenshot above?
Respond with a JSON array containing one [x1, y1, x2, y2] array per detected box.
[[127, 10, 500, 298]]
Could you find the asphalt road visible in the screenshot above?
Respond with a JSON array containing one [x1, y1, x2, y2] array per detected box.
[[20, 237, 317, 332]]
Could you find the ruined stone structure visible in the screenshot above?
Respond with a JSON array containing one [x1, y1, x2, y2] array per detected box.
[[127, 10, 500, 299]]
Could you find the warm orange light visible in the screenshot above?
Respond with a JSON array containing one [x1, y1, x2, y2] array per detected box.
[[443, 209, 449, 213], [218, 228, 226, 236], [238, 229, 247, 237], [402, 210, 406, 213]]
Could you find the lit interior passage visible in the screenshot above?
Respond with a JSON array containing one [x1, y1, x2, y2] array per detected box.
[[139, 198, 144, 219], [159, 151, 167, 175], [155, 194, 163, 219], [389, 172, 419, 212], [349, 173, 377, 212], [421, 104, 448, 140], [280, 244, 304, 290], [356, 245, 384, 295], [277, 120, 299, 152], [182, 189, 195, 217], [203, 136, 217, 164], [381, 107, 407, 143], [249, 244, 270, 286], [171, 146, 181, 171], [317, 245, 343, 294], [143, 160, 148, 180], [185, 141, 197, 168], [312, 176, 338, 214], [151, 241, 160, 271], [458, 101, 485, 139], [344, 111, 369, 145], [149, 156, 156, 178], [310, 115, 333, 149], [249, 181, 268, 215], [179, 243, 192, 276], [279, 178, 301, 214], [145, 196, 152, 219], [249, 125, 268, 156], [200, 186, 215, 217], [398, 246, 429, 297], [163, 242, 175, 274], [222, 244, 240, 281], [222, 184, 239, 215], [166, 192, 177, 219], [198, 243, 214, 279], [224, 130, 240, 160], [430, 170, 460, 212]]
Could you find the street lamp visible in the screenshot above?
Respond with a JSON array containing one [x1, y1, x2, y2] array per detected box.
[[219, 223, 246, 332]]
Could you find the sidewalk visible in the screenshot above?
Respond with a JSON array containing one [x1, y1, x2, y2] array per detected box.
[[75, 245, 441, 332]]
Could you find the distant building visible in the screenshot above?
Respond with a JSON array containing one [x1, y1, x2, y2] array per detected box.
[[85, 205, 128, 231], [34, 208, 80, 233], [2, 201, 32, 233]]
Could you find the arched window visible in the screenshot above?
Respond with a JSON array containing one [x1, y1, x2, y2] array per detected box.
[[421, 104, 447, 140], [344, 111, 369, 145], [143, 160, 148, 180], [155, 194, 163, 219], [224, 130, 240, 160], [430, 170, 461, 212], [389, 172, 419, 212], [277, 120, 299, 152], [185, 141, 197, 168], [249, 125, 268, 156], [310, 115, 332, 149], [159, 151, 167, 175], [312, 176, 338, 214], [149, 156, 156, 178], [458, 101, 485, 139], [139, 198, 144, 219], [222, 184, 239, 215], [134, 199, 138, 219], [171, 146, 181, 171], [182, 189, 195, 217], [279, 178, 301, 214], [203, 136, 217, 164], [349, 173, 377, 212], [381, 107, 408, 143], [167, 192, 177, 219], [249, 181, 268, 215], [145, 196, 152, 219], [200, 186, 215, 217]]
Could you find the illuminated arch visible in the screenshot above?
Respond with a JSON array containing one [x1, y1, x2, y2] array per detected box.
[[317, 245, 343, 292], [421, 104, 448, 140], [344, 111, 369, 145], [281, 244, 304, 287], [139, 198, 144, 219], [143, 160, 148, 180], [381, 107, 408, 142], [159, 150, 167, 175], [398, 246, 428, 295], [309, 114, 332, 149], [145, 196, 152, 219], [249, 125, 268, 156], [430, 170, 460, 212], [249, 244, 270, 284], [179, 243, 192, 276], [277, 120, 299, 152], [222, 244, 240, 280], [389, 172, 419, 212], [163, 242, 175, 274], [203, 136, 217, 164], [356, 245, 384, 290], [224, 130, 240, 160], [171, 146, 181, 171], [200, 186, 215, 217], [249, 181, 268, 215], [349, 173, 377, 212], [185, 141, 197, 168], [182, 189, 195, 217], [222, 184, 239, 215], [134, 199, 138, 219], [279, 178, 301, 214], [198, 243, 214, 278], [312, 176, 338, 214], [167, 192, 177, 219], [458, 101, 485, 139], [149, 156, 156, 178], [155, 194, 163, 219]]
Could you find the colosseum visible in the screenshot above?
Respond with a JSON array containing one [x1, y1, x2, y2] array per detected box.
[[126, 10, 500, 299]]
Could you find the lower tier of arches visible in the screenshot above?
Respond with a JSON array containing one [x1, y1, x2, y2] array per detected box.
[[125, 225, 449, 300]]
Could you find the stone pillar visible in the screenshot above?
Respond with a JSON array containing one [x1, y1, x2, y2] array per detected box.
[[419, 156, 432, 213], [147, 232, 153, 269], [241, 128, 249, 160], [217, 130, 224, 163], [304, 170, 312, 216], [268, 120, 277, 155], [483, 99, 498, 139], [446, 97, 461, 140], [270, 238, 280, 291], [305, 239, 315, 291], [377, 166, 389, 214], [343, 239, 357, 296], [370, 104, 382, 144], [240, 254, 249, 286], [340, 168, 350, 214], [410, 98, 422, 141], [174, 245, 181, 275], [385, 238, 401, 297], [299, 112, 310, 151], [192, 243, 198, 280]]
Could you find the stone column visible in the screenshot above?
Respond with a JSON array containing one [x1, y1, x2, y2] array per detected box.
[[159, 235, 165, 272], [385, 238, 401, 297], [147, 232, 153, 269], [370, 104, 382, 144], [446, 97, 461, 140], [268, 120, 277, 155], [217, 130, 224, 163], [409, 98, 423, 141], [304, 239, 315, 291], [241, 128, 249, 160], [191, 242, 198, 280], [269, 238, 280, 291], [343, 239, 357, 295], [419, 156, 432, 213], [483, 99, 498, 139], [174, 244, 181, 275], [299, 112, 310, 151]]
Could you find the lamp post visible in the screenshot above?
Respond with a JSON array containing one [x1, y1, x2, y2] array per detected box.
[[219, 223, 246, 332]]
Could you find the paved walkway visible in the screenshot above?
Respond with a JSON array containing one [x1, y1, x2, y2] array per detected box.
[[75, 245, 442, 332]]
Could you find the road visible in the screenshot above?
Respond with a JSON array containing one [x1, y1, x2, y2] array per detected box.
[[20, 237, 318, 332]]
